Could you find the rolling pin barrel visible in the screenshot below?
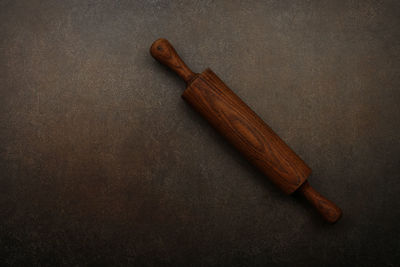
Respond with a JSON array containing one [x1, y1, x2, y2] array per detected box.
[[150, 38, 342, 223]]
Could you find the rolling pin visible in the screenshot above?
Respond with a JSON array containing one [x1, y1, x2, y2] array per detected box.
[[150, 38, 342, 223]]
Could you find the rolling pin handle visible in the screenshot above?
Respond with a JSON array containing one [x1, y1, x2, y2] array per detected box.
[[150, 38, 196, 83], [297, 181, 342, 223]]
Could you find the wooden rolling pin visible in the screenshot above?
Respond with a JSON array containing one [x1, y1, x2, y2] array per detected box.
[[150, 38, 342, 223]]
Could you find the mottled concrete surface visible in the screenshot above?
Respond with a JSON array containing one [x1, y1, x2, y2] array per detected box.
[[0, 0, 399, 266]]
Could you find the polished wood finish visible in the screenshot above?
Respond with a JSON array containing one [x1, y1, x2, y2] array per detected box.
[[150, 38, 342, 223], [183, 68, 310, 194], [150, 38, 196, 83], [298, 181, 342, 223]]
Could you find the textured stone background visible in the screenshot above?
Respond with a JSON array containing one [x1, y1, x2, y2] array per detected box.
[[0, 0, 399, 266]]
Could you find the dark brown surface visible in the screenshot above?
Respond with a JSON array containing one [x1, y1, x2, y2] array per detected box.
[[0, 0, 399, 266]]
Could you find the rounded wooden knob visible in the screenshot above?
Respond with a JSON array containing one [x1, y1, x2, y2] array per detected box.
[[150, 38, 196, 83], [297, 181, 342, 223]]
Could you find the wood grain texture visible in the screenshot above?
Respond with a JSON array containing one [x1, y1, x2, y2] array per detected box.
[[182, 69, 311, 194]]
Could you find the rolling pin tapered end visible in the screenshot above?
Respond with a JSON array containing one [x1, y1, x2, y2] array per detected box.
[[297, 181, 342, 223], [150, 38, 196, 83]]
